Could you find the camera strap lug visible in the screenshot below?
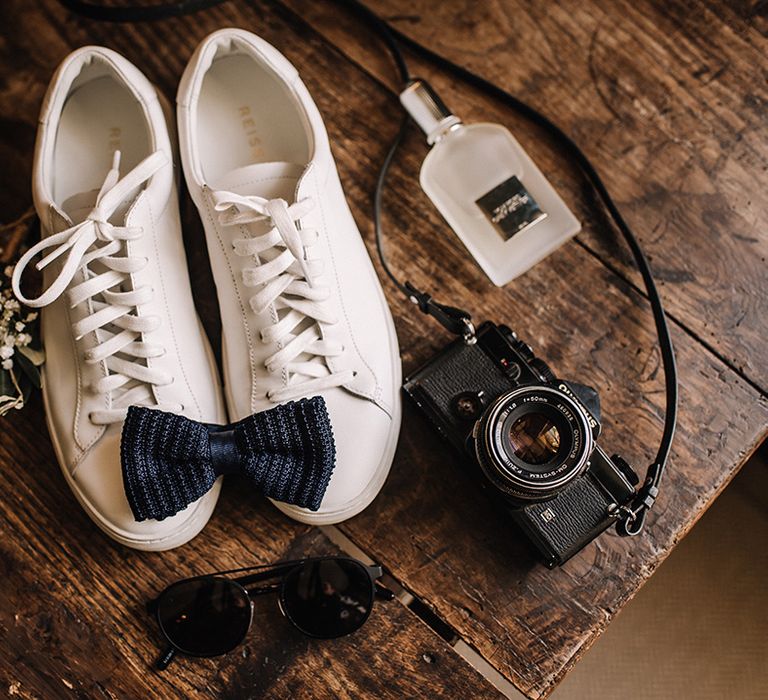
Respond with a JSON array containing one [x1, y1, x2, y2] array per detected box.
[[615, 476, 659, 536], [460, 318, 477, 345], [404, 282, 476, 343], [610, 504, 636, 523]]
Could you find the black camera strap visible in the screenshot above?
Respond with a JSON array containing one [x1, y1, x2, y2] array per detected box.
[[60, 0, 678, 538], [336, 0, 678, 538], [56, 0, 227, 21], [372, 115, 476, 341]]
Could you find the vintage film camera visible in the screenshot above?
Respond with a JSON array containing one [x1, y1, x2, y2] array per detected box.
[[404, 322, 639, 567]]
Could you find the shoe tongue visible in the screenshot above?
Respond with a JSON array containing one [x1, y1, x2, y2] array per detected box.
[[59, 185, 141, 228], [209, 162, 306, 200], [60, 190, 100, 222]]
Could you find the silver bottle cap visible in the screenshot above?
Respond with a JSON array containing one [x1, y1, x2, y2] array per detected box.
[[400, 79, 462, 145]]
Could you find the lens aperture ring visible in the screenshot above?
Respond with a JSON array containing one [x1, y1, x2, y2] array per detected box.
[[474, 385, 593, 501]]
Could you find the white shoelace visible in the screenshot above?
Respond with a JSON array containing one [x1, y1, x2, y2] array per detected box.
[[12, 151, 181, 425], [212, 190, 354, 403]]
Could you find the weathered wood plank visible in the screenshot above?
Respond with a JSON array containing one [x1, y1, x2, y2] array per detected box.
[[0, 2, 505, 698], [288, 0, 768, 392], [266, 1, 768, 695], [0, 392, 502, 700], [0, 1, 766, 699]]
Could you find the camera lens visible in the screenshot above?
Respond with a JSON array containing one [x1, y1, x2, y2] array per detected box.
[[474, 386, 593, 501], [507, 412, 561, 465]]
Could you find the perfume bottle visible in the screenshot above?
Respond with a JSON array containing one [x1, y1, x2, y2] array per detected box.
[[400, 79, 580, 286]]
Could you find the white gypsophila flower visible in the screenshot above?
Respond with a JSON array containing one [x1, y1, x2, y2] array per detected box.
[[3, 266, 13, 278], [15, 321, 24, 332], [15, 333, 31, 347], [1, 358, 12, 370], [0, 346, 13, 360]]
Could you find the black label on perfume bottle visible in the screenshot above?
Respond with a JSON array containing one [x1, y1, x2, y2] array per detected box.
[[475, 176, 546, 240]]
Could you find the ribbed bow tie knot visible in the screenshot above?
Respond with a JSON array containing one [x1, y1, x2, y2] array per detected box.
[[121, 397, 335, 521]]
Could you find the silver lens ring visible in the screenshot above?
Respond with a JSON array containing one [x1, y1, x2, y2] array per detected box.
[[474, 385, 594, 501]]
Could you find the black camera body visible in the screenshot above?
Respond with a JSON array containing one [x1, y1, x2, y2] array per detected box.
[[404, 321, 639, 567]]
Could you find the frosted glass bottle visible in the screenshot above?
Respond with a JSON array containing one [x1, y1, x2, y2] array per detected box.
[[400, 80, 580, 286]]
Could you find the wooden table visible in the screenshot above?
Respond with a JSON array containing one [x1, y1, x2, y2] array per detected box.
[[1, 1, 766, 697]]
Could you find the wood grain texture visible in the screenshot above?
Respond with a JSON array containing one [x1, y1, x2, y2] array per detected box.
[[291, 0, 768, 391], [272, 1, 768, 695], [0, 391, 502, 700], [0, 0, 766, 698], [0, 3, 502, 699]]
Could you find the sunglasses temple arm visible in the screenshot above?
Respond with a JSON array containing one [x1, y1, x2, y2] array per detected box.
[[155, 646, 176, 671], [366, 565, 395, 600], [374, 582, 395, 600]]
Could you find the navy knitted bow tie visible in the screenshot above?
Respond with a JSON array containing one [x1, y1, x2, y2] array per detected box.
[[120, 397, 335, 522]]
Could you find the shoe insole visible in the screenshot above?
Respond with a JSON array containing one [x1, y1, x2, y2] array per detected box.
[[53, 74, 150, 211], [197, 53, 311, 183]]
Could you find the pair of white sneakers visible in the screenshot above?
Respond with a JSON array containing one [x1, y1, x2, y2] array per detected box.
[[13, 29, 401, 551]]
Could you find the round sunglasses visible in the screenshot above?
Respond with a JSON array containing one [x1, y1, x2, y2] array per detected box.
[[148, 556, 391, 669]]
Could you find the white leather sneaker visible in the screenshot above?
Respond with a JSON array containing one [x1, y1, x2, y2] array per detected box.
[[13, 47, 225, 550], [177, 29, 402, 524]]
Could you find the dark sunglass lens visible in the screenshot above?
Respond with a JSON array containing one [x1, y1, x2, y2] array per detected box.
[[282, 559, 374, 638], [156, 577, 251, 656]]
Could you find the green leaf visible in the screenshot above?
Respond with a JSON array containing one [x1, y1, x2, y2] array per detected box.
[[19, 344, 45, 367], [0, 369, 23, 416], [15, 351, 41, 389], [0, 368, 14, 398], [20, 375, 32, 406]]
